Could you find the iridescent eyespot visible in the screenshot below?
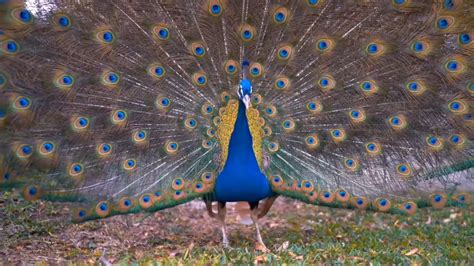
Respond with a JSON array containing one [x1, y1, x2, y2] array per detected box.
[[12, 8, 33, 25], [153, 25, 170, 41], [366, 42, 384, 56], [201, 102, 214, 115], [16, 144, 33, 159], [271, 174, 284, 187], [448, 100, 467, 114], [344, 158, 359, 171], [240, 24, 255, 42], [426, 135, 443, 150], [224, 60, 238, 75], [13, 96, 31, 110], [405, 80, 426, 96], [132, 129, 148, 144], [251, 94, 262, 105], [365, 142, 381, 155], [281, 119, 295, 131], [348, 109, 366, 123], [101, 71, 120, 87], [39, 141, 55, 156], [458, 33, 472, 46], [202, 139, 213, 149], [97, 143, 112, 156], [111, 110, 127, 125], [72, 116, 90, 131], [330, 128, 346, 143], [166, 141, 179, 154], [444, 59, 464, 73], [265, 105, 277, 117], [449, 134, 465, 147], [307, 100, 323, 114], [392, 0, 408, 6], [268, 142, 279, 152], [201, 171, 216, 183], [359, 80, 378, 95], [123, 159, 137, 171], [191, 42, 206, 57], [192, 72, 208, 87], [0, 109, 6, 120], [316, 38, 334, 52], [0, 72, 7, 89], [396, 163, 412, 177], [320, 190, 335, 203], [249, 63, 263, 78], [96, 30, 115, 44], [172, 177, 185, 190], [207, 128, 216, 137], [274, 76, 290, 90], [55, 73, 75, 89], [95, 201, 110, 217], [318, 75, 336, 91], [147, 63, 166, 79], [53, 14, 72, 30], [184, 117, 198, 129], [388, 115, 407, 130], [209, 1, 223, 16], [307, 0, 322, 7], [194, 182, 206, 193], [69, 163, 84, 177], [1, 39, 20, 55], [410, 40, 431, 56], [277, 45, 293, 60], [436, 16, 454, 30], [156, 96, 171, 109], [305, 134, 320, 149], [352, 196, 368, 209], [273, 7, 288, 24], [374, 198, 391, 212], [23, 185, 41, 201], [411, 41, 425, 52]]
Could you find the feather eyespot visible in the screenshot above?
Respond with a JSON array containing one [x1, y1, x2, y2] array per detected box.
[[69, 163, 84, 177], [307, 100, 323, 114], [139, 194, 154, 209], [335, 189, 350, 202], [13, 96, 31, 111], [318, 75, 336, 91], [449, 134, 466, 147], [1, 39, 20, 55], [118, 197, 134, 211], [330, 128, 346, 143], [344, 158, 359, 171], [359, 80, 379, 95], [281, 119, 295, 132], [436, 16, 454, 31], [152, 25, 170, 41], [348, 109, 366, 123], [307, 0, 322, 8], [23, 185, 41, 201], [97, 143, 112, 157], [271, 175, 284, 187], [190, 42, 206, 57], [224, 60, 238, 75], [192, 72, 208, 87], [265, 106, 277, 117], [374, 198, 391, 212], [240, 24, 255, 42], [39, 141, 55, 156], [54, 73, 75, 89], [274, 76, 290, 90], [388, 115, 407, 130], [405, 80, 426, 96], [0, 72, 7, 89], [147, 64, 166, 79], [201, 102, 214, 115], [201, 171, 216, 184], [425, 136, 443, 150], [123, 159, 137, 171], [365, 142, 381, 155], [400, 201, 417, 215], [209, 1, 223, 16], [277, 45, 293, 60], [305, 134, 320, 149], [165, 141, 179, 154], [273, 7, 289, 24], [184, 117, 198, 130], [444, 58, 464, 74], [202, 139, 213, 149], [316, 38, 334, 52], [16, 144, 33, 159], [351, 196, 368, 209], [132, 130, 148, 144], [458, 33, 472, 46], [268, 142, 279, 152], [249, 63, 263, 78], [207, 128, 216, 137], [430, 193, 447, 209], [172, 177, 185, 190], [96, 30, 115, 44], [156, 96, 171, 110], [320, 190, 335, 203], [71, 116, 89, 131], [11, 8, 33, 25], [251, 94, 262, 105], [194, 182, 206, 193], [448, 100, 467, 114], [111, 110, 127, 125], [366, 42, 384, 56], [396, 163, 412, 177], [392, 0, 408, 6], [52, 14, 72, 30], [301, 180, 314, 193], [95, 201, 110, 217]]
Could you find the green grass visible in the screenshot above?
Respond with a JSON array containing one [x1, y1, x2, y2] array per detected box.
[[1, 191, 473, 264]]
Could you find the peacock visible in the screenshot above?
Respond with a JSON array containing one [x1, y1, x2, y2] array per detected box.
[[0, 0, 473, 251]]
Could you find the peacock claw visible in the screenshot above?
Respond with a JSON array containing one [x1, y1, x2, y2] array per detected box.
[[255, 242, 271, 253]]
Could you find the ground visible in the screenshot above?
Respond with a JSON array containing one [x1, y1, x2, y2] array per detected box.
[[0, 191, 473, 264]]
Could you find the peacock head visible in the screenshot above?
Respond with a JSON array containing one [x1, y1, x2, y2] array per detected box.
[[238, 60, 253, 108]]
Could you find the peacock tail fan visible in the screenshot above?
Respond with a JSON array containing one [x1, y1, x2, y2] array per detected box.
[[0, 0, 473, 222]]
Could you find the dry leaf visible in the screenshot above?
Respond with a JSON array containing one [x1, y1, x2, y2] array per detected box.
[[404, 248, 419, 256], [277, 241, 289, 252], [255, 243, 271, 253], [254, 254, 268, 264]]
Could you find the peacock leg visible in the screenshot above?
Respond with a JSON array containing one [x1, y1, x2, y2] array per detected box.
[[257, 195, 279, 219], [217, 201, 230, 248], [249, 201, 270, 252]]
